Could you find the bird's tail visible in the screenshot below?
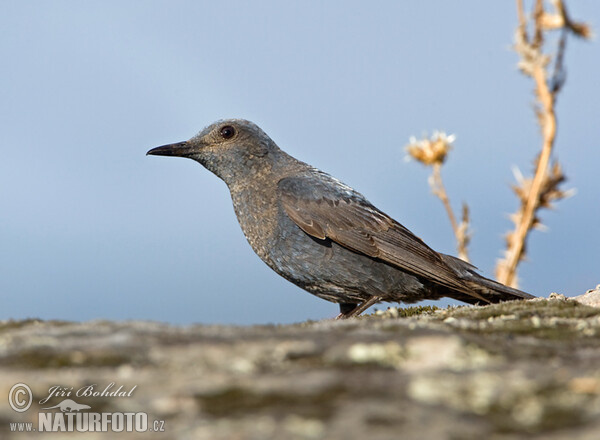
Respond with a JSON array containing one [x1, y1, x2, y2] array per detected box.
[[439, 254, 535, 304]]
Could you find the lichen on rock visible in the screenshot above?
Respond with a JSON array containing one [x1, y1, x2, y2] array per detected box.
[[2, 295, 600, 439]]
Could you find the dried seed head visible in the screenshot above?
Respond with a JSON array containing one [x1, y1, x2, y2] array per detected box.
[[542, 0, 594, 39], [405, 131, 455, 166]]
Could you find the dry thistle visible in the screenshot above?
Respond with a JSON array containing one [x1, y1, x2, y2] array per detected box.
[[539, 0, 593, 39], [495, 0, 589, 288], [405, 132, 471, 263], [501, 159, 574, 268], [405, 131, 454, 166]]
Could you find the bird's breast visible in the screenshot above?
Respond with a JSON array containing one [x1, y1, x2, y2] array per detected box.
[[229, 181, 281, 263]]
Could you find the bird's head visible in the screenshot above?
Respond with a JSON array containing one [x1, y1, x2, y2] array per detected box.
[[147, 119, 283, 185]]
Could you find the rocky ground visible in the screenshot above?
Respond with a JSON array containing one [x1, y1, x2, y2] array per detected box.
[[1, 288, 600, 440]]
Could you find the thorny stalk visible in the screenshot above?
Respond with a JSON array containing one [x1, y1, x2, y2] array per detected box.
[[406, 132, 471, 263], [495, 0, 590, 287], [430, 163, 470, 262], [431, 163, 458, 240]]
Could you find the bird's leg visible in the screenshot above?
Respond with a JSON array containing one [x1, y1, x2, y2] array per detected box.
[[336, 296, 383, 319], [335, 302, 359, 319]]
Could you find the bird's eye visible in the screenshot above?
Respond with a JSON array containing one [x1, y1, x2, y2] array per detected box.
[[220, 125, 236, 139]]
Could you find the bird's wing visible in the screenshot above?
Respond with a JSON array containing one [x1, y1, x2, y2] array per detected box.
[[278, 175, 483, 299]]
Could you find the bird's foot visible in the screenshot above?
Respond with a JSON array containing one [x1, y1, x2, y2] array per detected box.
[[335, 296, 383, 319]]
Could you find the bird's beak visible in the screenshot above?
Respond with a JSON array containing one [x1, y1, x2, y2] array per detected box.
[[146, 141, 194, 157]]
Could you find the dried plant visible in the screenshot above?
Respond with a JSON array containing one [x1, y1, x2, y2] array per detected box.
[[495, 0, 589, 288], [406, 0, 590, 289], [405, 132, 471, 263]]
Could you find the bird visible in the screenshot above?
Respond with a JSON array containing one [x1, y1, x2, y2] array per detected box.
[[147, 119, 534, 318]]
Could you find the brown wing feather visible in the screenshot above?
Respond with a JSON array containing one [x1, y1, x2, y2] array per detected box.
[[279, 179, 487, 302]]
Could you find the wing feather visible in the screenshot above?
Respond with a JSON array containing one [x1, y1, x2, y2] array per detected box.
[[278, 176, 485, 301]]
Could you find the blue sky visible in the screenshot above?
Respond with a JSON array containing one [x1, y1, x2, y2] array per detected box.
[[1, 1, 598, 324]]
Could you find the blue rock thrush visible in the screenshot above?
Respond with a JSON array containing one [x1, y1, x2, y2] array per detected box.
[[147, 119, 534, 318]]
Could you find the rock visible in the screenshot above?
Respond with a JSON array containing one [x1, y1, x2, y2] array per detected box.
[[572, 285, 600, 308], [2, 296, 600, 439]]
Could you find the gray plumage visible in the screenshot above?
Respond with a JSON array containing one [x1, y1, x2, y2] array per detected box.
[[147, 119, 534, 318]]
